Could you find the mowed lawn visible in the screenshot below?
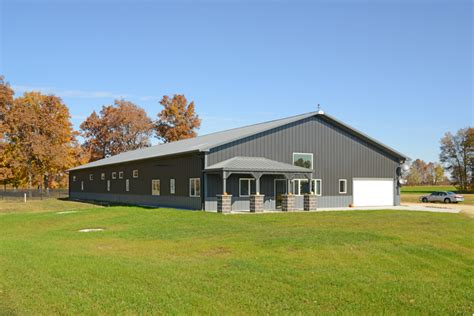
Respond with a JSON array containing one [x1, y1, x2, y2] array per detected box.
[[0, 200, 473, 314]]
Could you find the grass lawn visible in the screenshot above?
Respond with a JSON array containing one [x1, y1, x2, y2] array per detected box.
[[401, 185, 474, 205], [0, 200, 473, 314], [0, 198, 102, 214]]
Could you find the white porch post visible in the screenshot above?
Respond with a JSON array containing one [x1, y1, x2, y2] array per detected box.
[[223, 176, 227, 194]]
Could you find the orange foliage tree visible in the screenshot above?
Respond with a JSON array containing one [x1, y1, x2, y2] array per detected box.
[[155, 95, 201, 143], [81, 100, 153, 161], [0, 76, 15, 188], [6, 92, 82, 190]]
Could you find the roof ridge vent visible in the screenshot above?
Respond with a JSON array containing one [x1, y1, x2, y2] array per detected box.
[[316, 104, 325, 115]]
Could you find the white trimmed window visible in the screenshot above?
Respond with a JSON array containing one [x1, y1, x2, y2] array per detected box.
[[81, 181, 84, 191], [107, 180, 110, 192], [189, 178, 200, 197], [152, 179, 161, 195], [293, 153, 313, 169], [170, 178, 176, 195], [239, 178, 255, 197], [89, 174, 93, 181], [73, 176, 76, 182], [125, 179, 130, 192], [292, 179, 310, 195], [313, 179, 322, 196], [339, 179, 347, 194], [112, 172, 117, 179], [133, 170, 139, 178], [101, 173, 105, 180], [119, 171, 124, 179]]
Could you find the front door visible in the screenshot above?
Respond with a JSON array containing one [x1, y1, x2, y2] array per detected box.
[[274, 179, 287, 209]]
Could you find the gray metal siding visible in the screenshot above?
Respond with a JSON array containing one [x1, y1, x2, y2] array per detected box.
[[69, 153, 203, 209], [207, 116, 401, 198], [70, 192, 201, 209]]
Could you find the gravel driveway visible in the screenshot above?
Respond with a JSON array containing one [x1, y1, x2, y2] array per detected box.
[[403, 202, 474, 217]]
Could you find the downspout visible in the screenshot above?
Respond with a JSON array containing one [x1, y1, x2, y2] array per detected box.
[[200, 152, 208, 211]]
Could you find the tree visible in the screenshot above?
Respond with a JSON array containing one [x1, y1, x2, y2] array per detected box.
[[407, 159, 427, 185], [425, 162, 446, 185], [7, 92, 79, 190], [440, 127, 474, 191], [81, 100, 153, 161], [433, 164, 446, 185], [0, 76, 14, 188], [155, 95, 201, 143]]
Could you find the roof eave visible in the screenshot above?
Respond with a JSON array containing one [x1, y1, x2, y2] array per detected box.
[[68, 149, 201, 172]]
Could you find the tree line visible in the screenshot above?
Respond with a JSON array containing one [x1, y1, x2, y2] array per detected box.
[[405, 127, 473, 192], [1, 74, 472, 192], [0, 76, 200, 190]]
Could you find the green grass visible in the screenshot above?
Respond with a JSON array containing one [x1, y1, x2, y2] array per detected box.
[[401, 185, 458, 194], [0, 198, 102, 214], [401, 185, 474, 205], [0, 200, 473, 314]]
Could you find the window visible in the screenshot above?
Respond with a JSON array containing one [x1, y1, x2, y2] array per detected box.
[[101, 173, 105, 180], [152, 179, 161, 195], [125, 179, 130, 192], [339, 179, 347, 194], [89, 174, 93, 181], [189, 178, 200, 197], [119, 171, 124, 179], [112, 172, 117, 179], [313, 179, 322, 196], [107, 180, 110, 192], [133, 170, 139, 178], [170, 178, 176, 195], [293, 153, 313, 169], [239, 178, 255, 197], [73, 176, 76, 182], [81, 181, 84, 191], [292, 179, 310, 195]]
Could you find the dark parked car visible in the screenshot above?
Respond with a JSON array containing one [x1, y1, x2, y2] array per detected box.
[[420, 191, 464, 204]]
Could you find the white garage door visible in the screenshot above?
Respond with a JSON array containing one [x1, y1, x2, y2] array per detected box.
[[353, 179, 394, 207]]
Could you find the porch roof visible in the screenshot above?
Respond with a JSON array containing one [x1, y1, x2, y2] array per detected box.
[[205, 156, 313, 174]]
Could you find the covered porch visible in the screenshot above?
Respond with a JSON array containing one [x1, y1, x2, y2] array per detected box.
[[204, 157, 314, 212]]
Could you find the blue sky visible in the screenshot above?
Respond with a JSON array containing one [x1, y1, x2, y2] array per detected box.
[[1, 0, 472, 162]]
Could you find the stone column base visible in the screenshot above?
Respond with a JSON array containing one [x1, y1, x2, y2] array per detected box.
[[281, 194, 295, 212], [217, 195, 232, 214], [250, 194, 264, 213], [304, 194, 317, 211]]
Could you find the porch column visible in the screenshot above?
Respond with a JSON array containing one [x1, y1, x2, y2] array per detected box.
[[250, 194, 264, 213], [217, 171, 232, 214], [222, 171, 228, 194], [281, 194, 295, 212], [250, 172, 264, 213], [304, 194, 317, 211]]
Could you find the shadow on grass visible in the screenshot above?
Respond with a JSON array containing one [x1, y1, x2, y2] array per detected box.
[[63, 197, 199, 211]]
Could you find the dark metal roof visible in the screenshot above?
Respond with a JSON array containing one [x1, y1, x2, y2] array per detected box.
[[70, 111, 407, 171], [205, 156, 313, 173]]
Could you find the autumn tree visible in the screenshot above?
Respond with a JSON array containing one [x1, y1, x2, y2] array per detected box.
[[425, 162, 446, 185], [406, 159, 447, 185], [406, 159, 427, 185], [7, 92, 79, 190], [0, 76, 14, 188], [81, 100, 153, 161], [440, 127, 474, 191], [155, 95, 201, 143]]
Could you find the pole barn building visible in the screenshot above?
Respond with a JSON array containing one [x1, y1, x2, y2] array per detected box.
[[69, 111, 407, 212]]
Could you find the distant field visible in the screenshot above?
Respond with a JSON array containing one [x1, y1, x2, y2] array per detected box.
[[401, 185, 458, 194], [0, 199, 473, 314], [401, 185, 474, 205]]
